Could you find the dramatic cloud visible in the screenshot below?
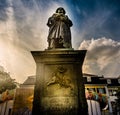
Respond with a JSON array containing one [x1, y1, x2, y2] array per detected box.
[[79, 37, 120, 78], [0, 0, 120, 82], [0, 0, 72, 83], [0, 38, 36, 83]]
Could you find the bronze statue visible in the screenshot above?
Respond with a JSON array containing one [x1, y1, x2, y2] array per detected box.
[[47, 7, 73, 49]]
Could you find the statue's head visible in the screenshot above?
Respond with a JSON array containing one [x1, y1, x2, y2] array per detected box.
[[56, 7, 66, 14]]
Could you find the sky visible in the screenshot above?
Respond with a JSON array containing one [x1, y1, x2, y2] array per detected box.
[[0, 0, 120, 83]]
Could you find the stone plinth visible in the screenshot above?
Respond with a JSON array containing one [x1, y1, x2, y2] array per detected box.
[[31, 50, 88, 115]]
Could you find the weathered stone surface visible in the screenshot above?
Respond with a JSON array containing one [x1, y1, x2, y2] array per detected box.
[[31, 50, 88, 115]]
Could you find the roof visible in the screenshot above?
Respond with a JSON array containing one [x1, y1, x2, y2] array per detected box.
[[83, 73, 104, 78], [22, 76, 36, 85]]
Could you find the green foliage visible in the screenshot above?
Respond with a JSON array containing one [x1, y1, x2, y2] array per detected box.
[[0, 71, 17, 94], [0, 78, 16, 93]]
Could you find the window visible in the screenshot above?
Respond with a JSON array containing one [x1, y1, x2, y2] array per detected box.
[[108, 88, 118, 96], [97, 88, 106, 94], [87, 77, 91, 82], [107, 79, 111, 84], [118, 79, 120, 84], [87, 88, 95, 92]]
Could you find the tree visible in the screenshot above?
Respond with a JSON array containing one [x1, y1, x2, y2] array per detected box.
[[0, 68, 17, 103], [0, 70, 17, 93]]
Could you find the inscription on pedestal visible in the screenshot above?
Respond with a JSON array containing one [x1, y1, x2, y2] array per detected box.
[[42, 97, 78, 110]]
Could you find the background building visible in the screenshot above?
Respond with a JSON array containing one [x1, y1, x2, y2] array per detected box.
[[0, 74, 120, 115]]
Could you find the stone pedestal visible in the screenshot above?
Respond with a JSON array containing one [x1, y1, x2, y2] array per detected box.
[[31, 50, 88, 115]]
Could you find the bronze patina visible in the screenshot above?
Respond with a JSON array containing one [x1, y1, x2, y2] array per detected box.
[[47, 7, 73, 49]]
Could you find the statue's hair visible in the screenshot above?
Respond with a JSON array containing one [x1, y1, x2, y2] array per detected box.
[[56, 7, 66, 14]]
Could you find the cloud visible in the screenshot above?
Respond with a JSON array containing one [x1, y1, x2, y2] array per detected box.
[[0, 38, 36, 83], [71, 0, 120, 49], [0, 0, 120, 82], [79, 37, 120, 78], [0, 0, 8, 21], [0, 0, 71, 83], [11, 0, 71, 50]]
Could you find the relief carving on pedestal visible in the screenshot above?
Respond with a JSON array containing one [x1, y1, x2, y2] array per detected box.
[[47, 66, 73, 91]]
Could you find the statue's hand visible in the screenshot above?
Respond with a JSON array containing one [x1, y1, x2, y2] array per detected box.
[[60, 15, 68, 21], [55, 14, 67, 21], [55, 15, 61, 21]]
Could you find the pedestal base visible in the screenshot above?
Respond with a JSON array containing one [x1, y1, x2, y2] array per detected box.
[[31, 50, 88, 115]]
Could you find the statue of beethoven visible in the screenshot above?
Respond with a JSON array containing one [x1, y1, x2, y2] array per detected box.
[[47, 7, 73, 49]]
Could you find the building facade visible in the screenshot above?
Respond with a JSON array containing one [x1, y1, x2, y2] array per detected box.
[[0, 74, 120, 115]]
